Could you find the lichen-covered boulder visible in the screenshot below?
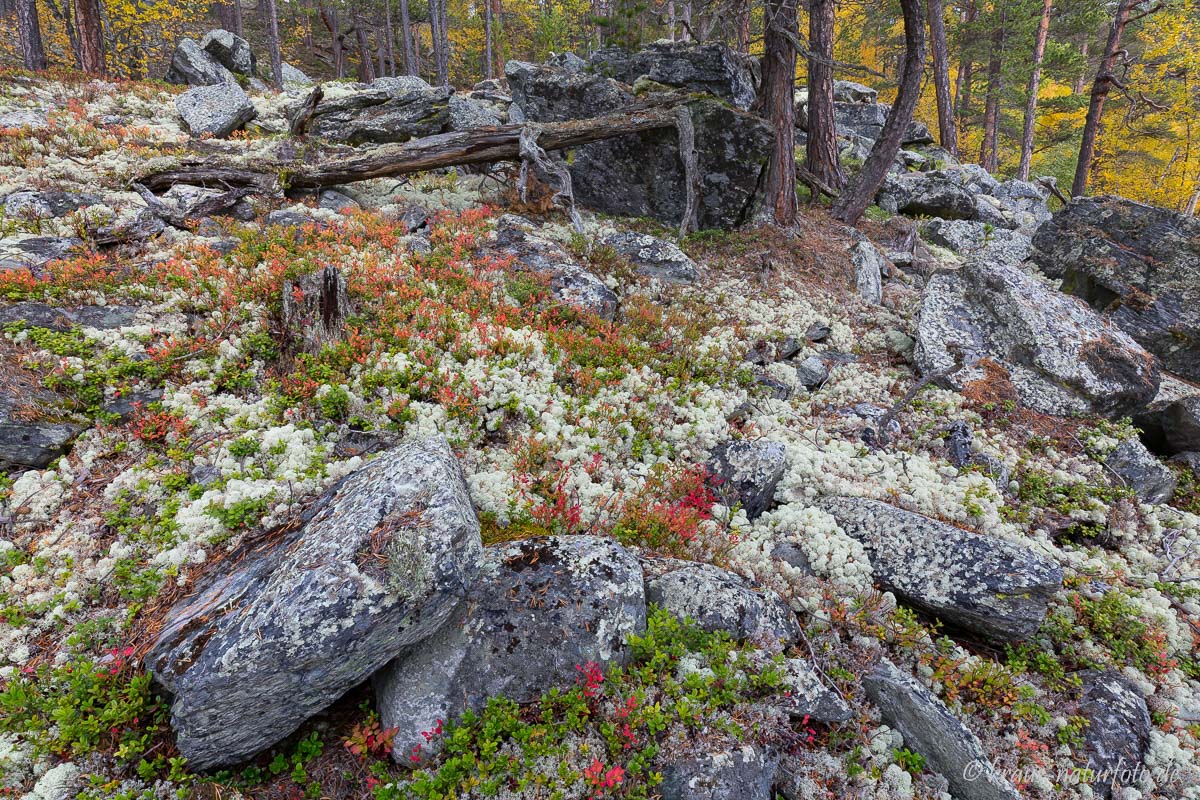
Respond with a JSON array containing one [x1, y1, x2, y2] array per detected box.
[[883, 172, 978, 219], [448, 95, 502, 129], [832, 79, 877, 104], [848, 240, 885, 304], [1030, 196, 1200, 381], [707, 440, 787, 521], [603, 231, 698, 283], [817, 497, 1062, 642], [281, 62, 313, 87], [200, 29, 257, 76], [590, 41, 758, 110], [176, 82, 257, 138], [0, 399, 86, 473], [0, 235, 82, 276], [864, 659, 1019, 800], [165, 37, 235, 86], [643, 558, 799, 646], [1102, 437, 1176, 504], [914, 256, 1160, 418], [922, 219, 1031, 265], [147, 435, 482, 769], [1163, 396, 1200, 453], [491, 215, 618, 320], [506, 58, 633, 122], [0, 302, 141, 332], [374, 536, 645, 761], [3, 190, 101, 220], [299, 84, 451, 144], [1076, 670, 1152, 799], [659, 747, 780, 800]]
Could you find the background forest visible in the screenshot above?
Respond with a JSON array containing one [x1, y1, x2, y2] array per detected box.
[[1, 0, 1199, 211]]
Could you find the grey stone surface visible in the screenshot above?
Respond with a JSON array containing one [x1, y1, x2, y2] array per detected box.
[[794, 355, 829, 391], [1030, 195, 1200, 381], [0, 302, 140, 332], [1077, 670, 1152, 799], [659, 747, 780, 800], [922, 219, 1031, 265], [914, 256, 1160, 418], [200, 29, 257, 76], [491, 215, 617, 320], [832, 79, 877, 103], [589, 42, 758, 110], [448, 95, 503, 129], [864, 659, 1020, 800], [817, 497, 1062, 642], [603, 231, 698, 283], [165, 37, 235, 86], [1162, 396, 1200, 453], [0, 401, 86, 473], [777, 656, 852, 723], [374, 535, 645, 761], [299, 86, 450, 144], [176, 82, 257, 138], [0, 236, 83, 276], [4, 190, 101, 220], [643, 558, 799, 646], [148, 436, 483, 769], [281, 62, 312, 87], [1103, 438, 1176, 504], [707, 440, 787, 521], [849, 240, 885, 304]]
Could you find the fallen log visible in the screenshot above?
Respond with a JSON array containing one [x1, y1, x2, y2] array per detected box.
[[138, 97, 691, 195]]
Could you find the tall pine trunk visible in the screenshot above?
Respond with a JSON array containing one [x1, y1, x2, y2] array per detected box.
[[953, 0, 976, 124], [978, 17, 1004, 173], [16, 0, 47, 70], [384, 0, 396, 75], [430, 0, 449, 87], [264, 0, 284, 85], [833, 0, 926, 224], [1073, 0, 1144, 196], [399, 0, 415, 75], [758, 0, 798, 225], [806, 0, 843, 190], [1016, 0, 1053, 180], [1073, 40, 1089, 94], [484, 0, 494, 78], [927, 0, 956, 157], [76, 0, 105, 75], [736, 0, 751, 52]]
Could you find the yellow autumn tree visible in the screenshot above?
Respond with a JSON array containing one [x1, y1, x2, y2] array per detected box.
[[104, 0, 212, 80]]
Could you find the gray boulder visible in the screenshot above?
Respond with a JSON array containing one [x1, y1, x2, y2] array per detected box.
[[0, 302, 140, 332], [922, 219, 1031, 265], [643, 558, 799, 646], [1103, 438, 1176, 504], [848, 240, 885, 304], [914, 256, 1160, 418], [176, 82, 257, 138], [885, 172, 977, 219], [817, 497, 1062, 642], [832, 79, 877, 103], [165, 37, 235, 86], [0, 236, 83, 276], [299, 85, 450, 144], [373, 75, 434, 94], [707, 440, 787, 521], [448, 95, 502, 129], [491, 216, 618, 320], [0, 398, 86, 473], [147, 435, 482, 769], [1162, 396, 1200, 453], [200, 29, 257, 76], [281, 62, 313, 87], [797, 101, 932, 147], [777, 656, 852, 723], [506, 59, 633, 122], [660, 747, 779, 800], [794, 355, 829, 391], [4, 190, 101, 220], [590, 42, 758, 110], [1030, 196, 1200, 381], [374, 536, 645, 760], [603, 231, 698, 283], [864, 659, 1019, 800], [1077, 670, 1152, 799]]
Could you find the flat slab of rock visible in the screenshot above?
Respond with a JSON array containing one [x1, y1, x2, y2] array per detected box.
[[707, 440, 787, 521], [1076, 670, 1151, 799], [848, 240, 885, 304], [922, 219, 1031, 265], [660, 746, 780, 800], [603, 231, 698, 283], [1030, 196, 1200, 381], [1103, 438, 1175, 504], [300, 85, 451, 144], [491, 215, 617, 320], [374, 536, 645, 760], [590, 41, 758, 111], [864, 659, 1019, 800], [4, 190, 101, 220], [915, 256, 1160, 418], [643, 558, 799, 646], [148, 435, 482, 769], [176, 82, 256, 138], [0, 302, 141, 332], [817, 497, 1062, 642], [0, 236, 83, 275], [0, 404, 86, 473]]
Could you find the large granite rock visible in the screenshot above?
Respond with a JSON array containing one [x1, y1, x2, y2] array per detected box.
[[1102, 437, 1176, 504], [914, 256, 1160, 418], [796, 100, 932, 147], [165, 37, 235, 86], [0, 235, 83, 276], [506, 59, 633, 122], [491, 215, 618, 320], [374, 536, 645, 761], [659, 747, 780, 800], [4, 190, 101, 220], [299, 83, 451, 144], [643, 558, 799, 646], [589, 41, 758, 110], [200, 29, 257, 76], [176, 82, 257, 138], [864, 659, 1020, 800], [817, 497, 1062, 642], [707, 440, 787, 521], [147, 435, 482, 769], [1030, 196, 1200, 381], [1076, 670, 1152, 799], [0, 302, 141, 332], [603, 231, 698, 283], [884, 172, 978, 219], [922, 219, 1032, 265], [0, 399, 86, 473]]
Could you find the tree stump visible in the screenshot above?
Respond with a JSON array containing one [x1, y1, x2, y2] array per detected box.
[[281, 266, 350, 355]]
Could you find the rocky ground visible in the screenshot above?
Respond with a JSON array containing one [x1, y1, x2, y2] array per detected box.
[[1, 35, 1199, 800]]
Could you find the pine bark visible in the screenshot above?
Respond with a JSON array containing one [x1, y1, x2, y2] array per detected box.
[[16, 0, 47, 71], [399, 0, 416, 75], [264, 0, 284, 86], [759, 0, 798, 225], [927, 0, 957, 156], [73, 0, 104, 74], [978, 18, 1004, 173], [953, 0, 976, 122], [1072, 0, 1144, 196], [832, 0, 926, 224], [1017, 0, 1053, 181], [806, 0, 843, 191]]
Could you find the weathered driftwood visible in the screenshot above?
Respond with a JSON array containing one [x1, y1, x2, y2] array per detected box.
[[137, 98, 687, 195], [288, 84, 325, 137], [517, 124, 582, 234]]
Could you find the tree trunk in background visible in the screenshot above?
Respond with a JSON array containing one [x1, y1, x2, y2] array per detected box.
[[833, 0, 925, 224], [399, 0, 415, 75], [490, 0, 503, 76], [264, 0, 284, 85], [806, 0, 843, 191], [1073, 0, 1148, 196], [736, 0, 751, 52], [383, 0, 396, 75], [978, 18, 1004, 173], [758, 0, 798, 225], [16, 0, 46, 70], [1074, 40, 1089, 94], [430, 0, 449, 86], [355, 12, 376, 81], [75, 0, 106, 75], [1017, 0, 1053, 180], [953, 0, 976, 129], [484, 0, 494, 78], [927, 0, 956, 157]]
